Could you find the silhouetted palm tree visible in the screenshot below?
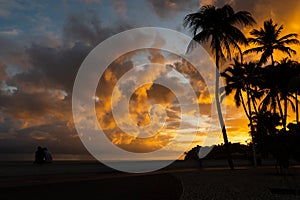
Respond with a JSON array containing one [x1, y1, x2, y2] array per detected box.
[[244, 19, 299, 65], [252, 111, 281, 158], [184, 4, 255, 169], [222, 59, 261, 166], [259, 64, 285, 121], [222, 59, 249, 116], [289, 75, 300, 123], [259, 60, 298, 130], [276, 58, 298, 129]]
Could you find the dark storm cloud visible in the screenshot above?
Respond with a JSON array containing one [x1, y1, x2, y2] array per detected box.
[[7, 9, 133, 98], [63, 10, 131, 46], [18, 10, 133, 93], [24, 42, 91, 92], [0, 90, 70, 119], [0, 121, 87, 154], [63, 11, 110, 46], [0, 10, 133, 154]]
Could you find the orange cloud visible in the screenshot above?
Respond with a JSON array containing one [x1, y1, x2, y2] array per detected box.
[[94, 48, 218, 153]]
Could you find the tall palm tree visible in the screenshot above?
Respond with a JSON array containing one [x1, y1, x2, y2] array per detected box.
[[289, 75, 300, 123], [222, 59, 262, 166], [259, 60, 297, 130], [252, 111, 281, 158], [221, 59, 250, 117], [276, 58, 298, 129], [259, 65, 285, 122], [184, 4, 255, 169], [244, 19, 299, 65]]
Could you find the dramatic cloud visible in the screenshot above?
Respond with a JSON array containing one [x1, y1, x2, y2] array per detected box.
[[63, 12, 131, 46], [0, 9, 132, 156], [0, 121, 88, 154], [93, 48, 214, 153], [1, 0, 299, 160]]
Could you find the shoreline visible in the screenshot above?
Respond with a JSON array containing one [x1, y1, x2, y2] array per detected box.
[[1, 164, 300, 200], [1, 158, 298, 173], [0, 158, 299, 186], [1, 160, 300, 200]]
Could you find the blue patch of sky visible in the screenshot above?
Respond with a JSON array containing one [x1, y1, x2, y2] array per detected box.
[[0, 0, 193, 40]]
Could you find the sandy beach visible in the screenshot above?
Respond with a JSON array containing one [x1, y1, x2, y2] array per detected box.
[[0, 160, 300, 200]]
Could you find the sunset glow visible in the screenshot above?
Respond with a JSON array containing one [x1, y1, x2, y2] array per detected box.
[[1, 0, 300, 161]]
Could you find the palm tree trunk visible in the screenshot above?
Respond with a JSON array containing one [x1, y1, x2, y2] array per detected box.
[[284, 97, 288, 130], [252, 94, 258, 114], [276, 95, 285, 130], [246, 85, 257, 167], [296, 91, 299, 124], [215, 54, 234, 170], [240, 93, 250, 118]]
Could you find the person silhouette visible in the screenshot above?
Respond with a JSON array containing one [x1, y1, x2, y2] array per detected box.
[[34, 146, 45, 164], [43, 147, 53, 163]]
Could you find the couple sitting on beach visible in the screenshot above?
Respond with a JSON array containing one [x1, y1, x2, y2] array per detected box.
[[34, 146, 53, 164]]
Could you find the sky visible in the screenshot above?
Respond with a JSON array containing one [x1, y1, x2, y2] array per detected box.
[[1, 0, 300, 161]]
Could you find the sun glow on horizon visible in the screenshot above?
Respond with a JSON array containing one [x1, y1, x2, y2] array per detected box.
[[1, 0, 300, 160]]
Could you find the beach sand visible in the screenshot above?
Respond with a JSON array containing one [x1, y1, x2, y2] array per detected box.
[[0, 161, 300, 200]]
